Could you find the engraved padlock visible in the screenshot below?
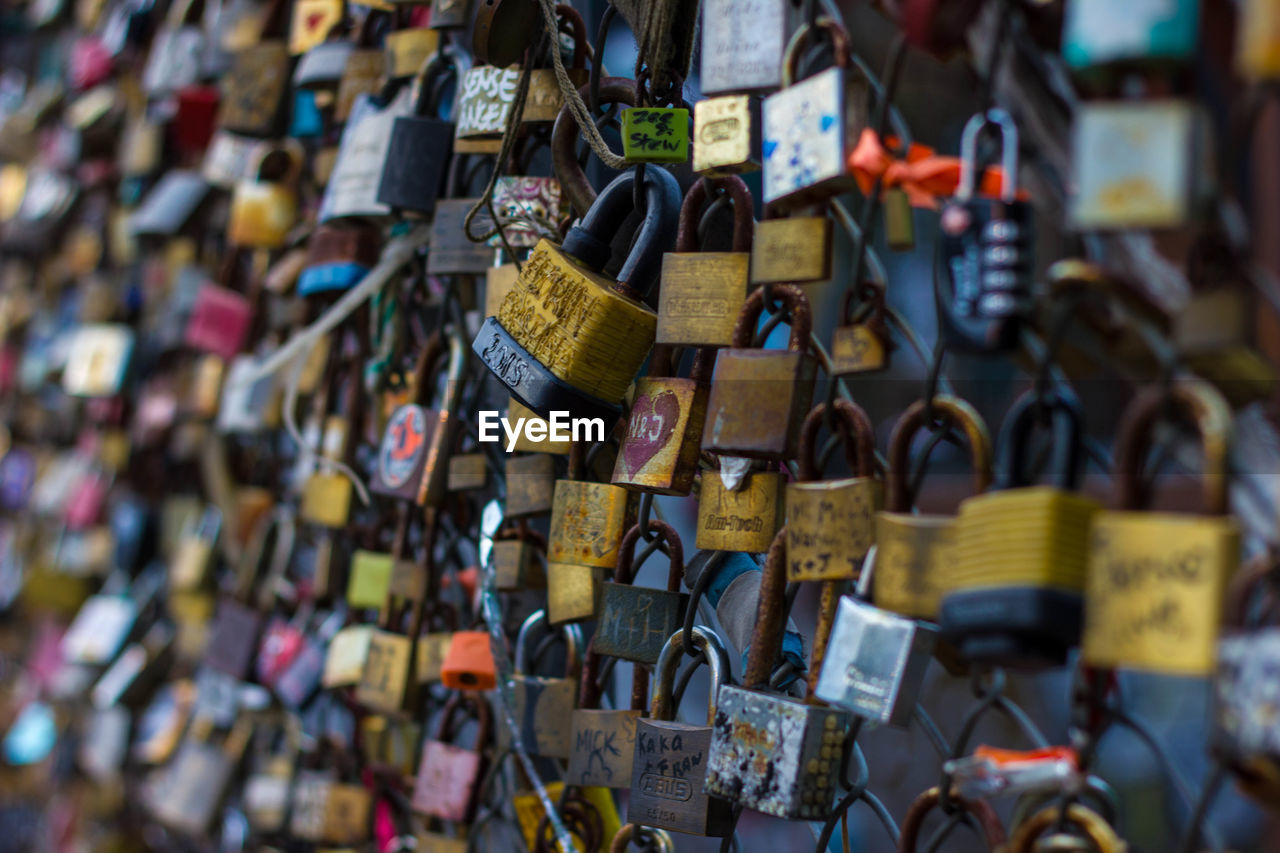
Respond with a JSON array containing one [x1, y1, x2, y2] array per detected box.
[[594, 520, 689, 665]]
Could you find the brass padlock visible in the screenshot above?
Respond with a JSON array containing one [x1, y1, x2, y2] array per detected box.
[[873, 396, 992, 620], [226, 141, 303, 249], [492, 524, 547, 590], [750, 216, 833, 285], [144, 716, 254, 836], [944, 388, 1100, 669], [830, 281, 893, 375], [169, 505, 222, 592], [611, 346, 712, 496], [696, 468, 784, 553], [509, 609, 583, 759], [787, 399, 882, 582], [567, 642, 645, 788], [702, 285, 817, 460], [693, 95, 761, 176], [705, 529, 850, 820], [628, 625, 735, 837], [474, 167, 681, 422], [546, 456, 633, 624], [505, 453, 557, 518], [594, 520, 690, 665], [1082, 380, 1239, 675], [656, 176, 754, 349]]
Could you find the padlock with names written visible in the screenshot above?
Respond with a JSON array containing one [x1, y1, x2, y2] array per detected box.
[[568, 641, 646, 788], [595, 520, 689, 665], [831, 280, 894, 375], [696, 466, 784, 553], [612, 346, 712, 496], [621, 107, 690, 163], [700, 0, 786, 94]]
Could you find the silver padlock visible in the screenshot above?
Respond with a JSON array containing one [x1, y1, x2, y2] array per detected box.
[[813, 547, 938, 728]]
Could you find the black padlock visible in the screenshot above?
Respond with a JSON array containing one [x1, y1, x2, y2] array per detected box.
[[375, 47, 462, 217], [936, 108, 1033, 354]]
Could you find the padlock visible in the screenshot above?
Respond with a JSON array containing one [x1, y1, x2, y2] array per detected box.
[[1238, 0, 1280, 77], [1006, 804, 1128, 853], [567, 642, 645, 788], [204, 510, 295, 680], [509, 609, 583, 758], [440, 630, 497, 691], [416, 609, 456, 685], [546, 453, 634, 624], [656, 176, 754, 349], [705, 528, 850, 820], [227, 141, 303, 249], [448, 452, 489, 492], [1070, 99, 1206, 229], [62, 323, 134, 397], [693, 94, 761, 175], [1082, 380, 1239, 675], [487, 176, 568, 249], [547, 472, 634, 566], [830, 281, 893, 375], [702, 285, 817, 460], [505, 453, 556, 518], [696, 468, 784, 552], [474, 166, 681, 422], [243, 715, 300, 833], [815, 583, 939, 727], [290, 763, 372, 844], [761, 17, 868, 206], [376, 49, 461, 217], [1061, 0, 1197, 75], [787, 399, 882, 581], [348, 548, 393, 610], [595, 520, 690, 665], [898, 786, 1007, 851], [128, 171, 212, 239], [520, 7, 589, 123], [217, 2, 292, 137], [873, 396, 993, 620], [1173, 236, 1275, 406], [628, 625, 735, 837], [428, 196, 499, 274], [371, 329, 466, 506], [169, 505, 222, 592], [183, 279, 252, 362], [412, 692, 491, 822], [611, 347, 712, 496], [357, 512, 430, 715], [699, 0, 784, 94], [621, 107, 690, 163], [324, 625, 375, 688], [385, 28, 441, 79], [296, 223, 381, 296], [1214, 552, 1280, 806], [430, 0, 472, 28], [141, 0, 205, 97], [335, 38, 385, 121], [299, 353, 363, 529], [883, 185, 916, 251], [144, 716, 254, 836], [943, 389, 1101, 669], [937, 108, 1032, 354], [319, 85, 413, 222], [288, 0, 342, 56], [505, 398, 574, 454], [492, 524, 547, 590]]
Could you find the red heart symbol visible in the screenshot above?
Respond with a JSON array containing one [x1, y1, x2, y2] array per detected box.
[[622, 389, 680, 476], [305, 11, 325, 30]]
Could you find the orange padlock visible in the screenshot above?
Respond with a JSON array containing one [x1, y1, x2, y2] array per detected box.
[[440, 630, 496, 691]]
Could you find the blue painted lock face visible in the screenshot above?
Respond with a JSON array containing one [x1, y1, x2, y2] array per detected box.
[[297, 262, 370, 296]]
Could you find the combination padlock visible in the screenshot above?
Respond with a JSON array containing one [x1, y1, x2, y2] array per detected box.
[[937, 107, 1033, 353]]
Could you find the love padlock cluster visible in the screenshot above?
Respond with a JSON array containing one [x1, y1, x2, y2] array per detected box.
[[0, 0, 1278, 851]]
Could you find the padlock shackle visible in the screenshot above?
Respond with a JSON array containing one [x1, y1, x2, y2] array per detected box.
[[1223, 549, 1279, 630], [796, 399, 876, 482], [553, 3, 588, 71], [743, 527, 788, 689], [410, 45, 467, 119], [957, 107, 1018, 202], [780, 16, 852, 87], [561, 167, 682, 301], [675, 176, 754, 254], [249, 138, 305, 187], [433, 691, 492, 748], [646, 345, 715, 385], [730, 285, 813, 351], [650, 625, 730, 724], [514, 609, 584, 678], [995, 388, 1084, 491], [1005, 804, 1125, 853], [885, 395, 992, 513], [551, 77, 637, 217], [614, 519, 684, 593], [1111, 380, 1231, 514], [897, 787, 1006, 852], [609, 824, 675, 853], [578, 639, 649, 711]]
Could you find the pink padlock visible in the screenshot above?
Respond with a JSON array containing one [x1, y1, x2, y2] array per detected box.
[[184, 282, 253, 361]]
